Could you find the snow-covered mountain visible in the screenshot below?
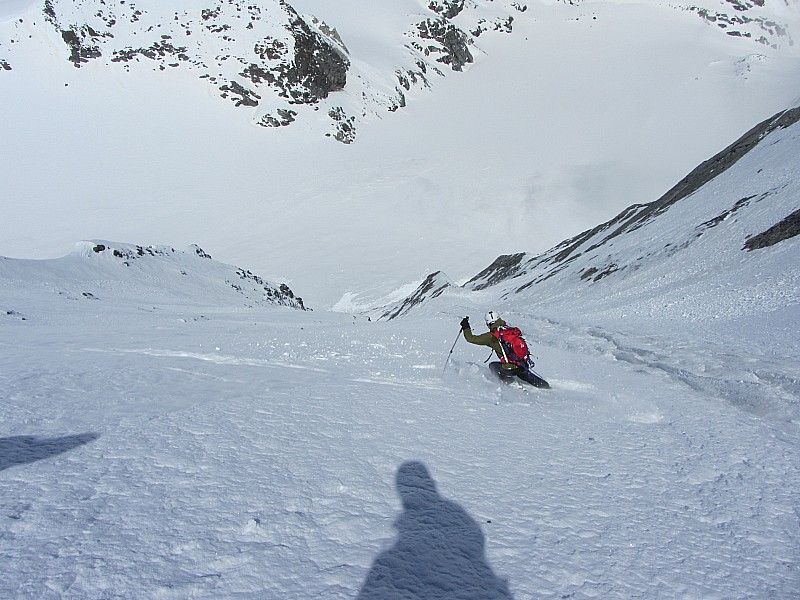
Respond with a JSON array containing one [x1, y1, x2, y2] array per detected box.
[[2, 1, 800, 307], [0, 0, 526, 141], [0, 0, 795, 141], [0, 239, 308, 311], [484, 103, 800, 321], [380, 103, 800, 325]]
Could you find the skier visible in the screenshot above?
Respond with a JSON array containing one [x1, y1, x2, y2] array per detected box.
[[460, 311, 515, 378], [460, 311, 550, 388]]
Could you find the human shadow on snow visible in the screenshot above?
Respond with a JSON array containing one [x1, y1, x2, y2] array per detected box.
[[0, 433, 100, 471], [358, 460, 513, 599]]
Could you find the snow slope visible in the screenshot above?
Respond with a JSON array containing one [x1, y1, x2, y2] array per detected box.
[[2, 12, 799, 593], [1, 0, 800, 307], [1, 238, 799, 598], [378, 102, 800, 432]]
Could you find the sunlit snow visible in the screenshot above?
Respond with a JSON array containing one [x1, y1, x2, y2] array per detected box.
[[1, 232, 798, 597], [1, 2, 799, 598]]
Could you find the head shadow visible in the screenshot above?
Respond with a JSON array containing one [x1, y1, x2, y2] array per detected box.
[[0, 433, 100, 471], [358, 460, 513, 599]]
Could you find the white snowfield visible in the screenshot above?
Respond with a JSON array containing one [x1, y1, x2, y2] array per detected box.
[[2, 1, 799, 597], [1, 239, 798, 598]]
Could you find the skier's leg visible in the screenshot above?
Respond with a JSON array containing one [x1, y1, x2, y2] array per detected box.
[[490, 362, 520, 380]]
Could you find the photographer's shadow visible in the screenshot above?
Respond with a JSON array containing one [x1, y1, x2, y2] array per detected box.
[[358, 461, 512, 599]]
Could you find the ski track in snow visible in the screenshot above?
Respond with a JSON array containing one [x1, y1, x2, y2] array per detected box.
[[531, 316, 800, 442]]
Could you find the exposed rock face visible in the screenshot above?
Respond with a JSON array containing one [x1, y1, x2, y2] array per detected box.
[[327, 107, 357, 143], [416, 17, 473, 71], [379, 271, 453, 320], [428, 1, 467, 20], [2, 0, 526, 142], [240, 6, 350, 106], [33, 0, 352, 134], [284, 10, 349, 103], [60, 26, 103, 67], [690, 0, 790, 47], [466, 253, 528, 291], [259, 108, 297, 128], [745, 208, 800, 251]]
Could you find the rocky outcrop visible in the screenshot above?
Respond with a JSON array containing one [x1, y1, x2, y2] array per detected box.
[[85, 241, 309, 310], [239, 6, 349, 106], [35, 0, 351, 137], [6, 0, 524, 143], [428, 1, 467, 20], [689, 1, 792, 48], [282, 9, 349, 103], [744, 208, 800, 251], [379, 272, 453, 320], [465, 253, 528, 291], [415, 17, 473, 71]]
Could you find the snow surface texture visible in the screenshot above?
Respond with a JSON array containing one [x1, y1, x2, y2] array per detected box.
[[1, 1, 800, 307], [1, 244, 799, 598]]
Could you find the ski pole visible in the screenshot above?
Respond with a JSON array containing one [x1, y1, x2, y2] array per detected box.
[[442, 328, 463, 374]]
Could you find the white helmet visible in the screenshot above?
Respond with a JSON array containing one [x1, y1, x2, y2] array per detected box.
[[485, 310, 500, 327]]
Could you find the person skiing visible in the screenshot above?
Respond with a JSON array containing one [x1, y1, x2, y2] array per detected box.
[[460, 311, 550, 388], [460, 311, 517, 377]]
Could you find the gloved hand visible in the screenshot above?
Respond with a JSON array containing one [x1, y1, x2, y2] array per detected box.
[[460, 316, 470, 330]]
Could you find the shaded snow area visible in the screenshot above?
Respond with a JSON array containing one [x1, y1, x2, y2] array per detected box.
[[2, 253, 799, 598]]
